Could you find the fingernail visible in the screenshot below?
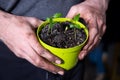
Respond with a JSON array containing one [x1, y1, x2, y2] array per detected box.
[[58, 71, 64, 75], [52, 72, 57, 74], [55, 60, 61, 64], [80, 54, 85, 60]]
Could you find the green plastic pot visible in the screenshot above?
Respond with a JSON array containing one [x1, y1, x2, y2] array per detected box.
[[37, 18, 88, 70]]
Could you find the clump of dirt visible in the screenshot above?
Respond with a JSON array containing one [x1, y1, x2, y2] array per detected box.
[[39, 21, 87, 48]]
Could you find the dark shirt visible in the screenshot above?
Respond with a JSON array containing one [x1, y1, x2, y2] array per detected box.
[[0, 0, 83, 19], [0, 0, 85, 80]]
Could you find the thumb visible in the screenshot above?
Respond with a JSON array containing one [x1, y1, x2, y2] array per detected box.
[[66, 9, 77, 19], [25, 17, 43, 28]]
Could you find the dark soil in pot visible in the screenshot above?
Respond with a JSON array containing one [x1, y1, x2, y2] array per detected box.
[[38, 21, 87, 48]]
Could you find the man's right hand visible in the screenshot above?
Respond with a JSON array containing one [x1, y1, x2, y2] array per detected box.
[[0, 10, 64, 75]]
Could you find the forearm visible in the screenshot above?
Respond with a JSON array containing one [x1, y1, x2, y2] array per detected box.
[[84, 0, 110, 12]]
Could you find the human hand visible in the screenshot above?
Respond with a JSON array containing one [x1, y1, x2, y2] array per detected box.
[[66, 0, 109, 60], [0, 11, 64, 75]]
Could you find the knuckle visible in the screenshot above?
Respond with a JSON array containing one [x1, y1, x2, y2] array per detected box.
[[26, 32, 34, 39], [40, 51, 53, 59], [71, 5, 78, 11], [34, 58, 47, 69], [34, 58, 41, 66], [89, 38, 93, 43], [15, 53, 23, 58], [15, 49, 26, 58]]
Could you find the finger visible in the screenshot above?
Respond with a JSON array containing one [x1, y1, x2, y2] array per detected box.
[[24, 48, 64, 75], [27, 33, 62, 64], [18, 43, 64, 75], [66, 6, 77, 19], [101, 24, 106, 36], [88, 34, 101, 52], [97, 17, 106, 37], [79, 20, 98, 60], [39, 50, 62, 64], [25, 17, 43, 28], [83, 19, 105, 56]]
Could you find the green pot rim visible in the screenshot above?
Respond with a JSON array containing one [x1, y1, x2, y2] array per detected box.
[[37, 18, 88, 51]]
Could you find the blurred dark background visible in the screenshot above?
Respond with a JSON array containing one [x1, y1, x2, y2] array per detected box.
[[103, 0, 120, 47], [84, 0, 120, 80]]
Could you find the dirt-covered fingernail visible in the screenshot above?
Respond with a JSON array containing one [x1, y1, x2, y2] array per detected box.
[[58, 71, 64, 75], [55, 60, 61, 64], [52, 72, 57, 74], [79, 53, 85, 60]]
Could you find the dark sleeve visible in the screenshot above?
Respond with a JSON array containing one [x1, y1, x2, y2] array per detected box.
[[0, 0, 19, 12]]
